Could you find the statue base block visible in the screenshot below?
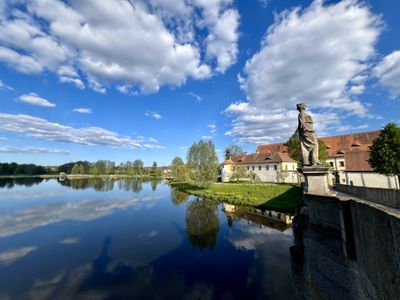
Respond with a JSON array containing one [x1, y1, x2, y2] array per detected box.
[[299, 166, 333, 196]]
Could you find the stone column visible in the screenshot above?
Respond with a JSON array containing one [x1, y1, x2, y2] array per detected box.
[[299, 166, 334, 196]]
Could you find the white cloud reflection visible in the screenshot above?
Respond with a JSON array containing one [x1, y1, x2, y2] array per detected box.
[[0, 194, 162, 238]]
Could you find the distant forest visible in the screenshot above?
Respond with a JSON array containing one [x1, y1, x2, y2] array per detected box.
[[0, 160, 162, 176]]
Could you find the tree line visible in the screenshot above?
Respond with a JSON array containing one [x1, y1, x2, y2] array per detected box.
[[0, 160, 162, 176], [0, 163, 49, 176], [59, 160, 162, 176]]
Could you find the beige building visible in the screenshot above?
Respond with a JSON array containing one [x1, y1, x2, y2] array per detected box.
[[221, 152, 298, 183], [255, 130, 399, 189]]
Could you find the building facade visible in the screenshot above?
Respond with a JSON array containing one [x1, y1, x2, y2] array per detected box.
[[255, 130, 399, 189], [221, 152, 298, 183]]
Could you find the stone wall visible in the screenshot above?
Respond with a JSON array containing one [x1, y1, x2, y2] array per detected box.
[[292, 194, 400, 299], [335, 184, 400, 209], [344, 172, 399, 189]]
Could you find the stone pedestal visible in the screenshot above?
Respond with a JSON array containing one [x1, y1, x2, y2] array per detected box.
[[299, 166, 334, 196]]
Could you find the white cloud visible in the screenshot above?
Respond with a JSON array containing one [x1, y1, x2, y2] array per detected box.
[[201, 135, 212, 140], [0, 79, 12, 90], [145, 110, 162, 120], [0, 112, 163, 149], [207, 123, 217, 134], [224, 102, 345, 144], [0, 146, 69, 154], [73, 107, 92, 114], [188, 92, 202, 102], [226, 0, 381, 144], [18, 92, 56, 107], [205, 8, 239, 73], [373, 50, 400, 98], [0, 0, 239, 93], [240, 0, 380, 113]]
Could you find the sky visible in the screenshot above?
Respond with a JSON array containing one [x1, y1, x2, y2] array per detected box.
[[0, 0, 399, 166]]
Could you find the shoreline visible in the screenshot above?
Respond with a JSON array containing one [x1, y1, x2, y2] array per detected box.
[[170, 181, 302, 213]]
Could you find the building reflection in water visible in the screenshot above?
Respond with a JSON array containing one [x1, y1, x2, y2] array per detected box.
[[221, 203, 294, 232]]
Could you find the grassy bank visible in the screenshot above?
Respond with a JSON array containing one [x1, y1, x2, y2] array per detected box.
[[170, 182, 302, 213]]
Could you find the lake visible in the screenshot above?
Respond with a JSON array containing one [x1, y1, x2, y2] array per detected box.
[[0, 178, 295, 300]]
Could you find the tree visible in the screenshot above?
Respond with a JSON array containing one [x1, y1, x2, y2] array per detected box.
[[71, 164, 80, 174], [133, 159, 144, 175], [171, 156, 189, 181], [89, 165, 99, 175], [369, 123, 400, 184], [224, 144, 245, 160], [151, 161, 158, 175], [187, 140, 219, 188], [229, 164, 248, 182], [78, 164, 85, 174], [185, 199, 220, 250], [286, 130, 328, 165]]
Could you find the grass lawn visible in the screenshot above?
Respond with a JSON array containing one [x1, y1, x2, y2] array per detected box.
[[170, 182, 303, 213]]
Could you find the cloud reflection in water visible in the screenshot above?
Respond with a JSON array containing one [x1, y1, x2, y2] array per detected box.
[[0, 194, 162, 238]]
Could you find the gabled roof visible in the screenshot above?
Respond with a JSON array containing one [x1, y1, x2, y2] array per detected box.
[[344, 151, 373, 172], [256, 130, 380, 158], [228, 151, 297, 165]]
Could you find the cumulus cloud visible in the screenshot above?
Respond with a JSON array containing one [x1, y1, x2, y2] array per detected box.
[[73, 107, 92, 114], [145, 111, 162, 120], [0, 112, 164, 149], [0, 0, 239, 93], [225, 0, 382, 144], [18, 92, 56, 107], [224, 103, 342, 144], [0, 146, 69, 154], [373, 50, 400, 98]]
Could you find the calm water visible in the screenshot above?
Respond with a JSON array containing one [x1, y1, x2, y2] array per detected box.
[[0, 178, 295, 300]]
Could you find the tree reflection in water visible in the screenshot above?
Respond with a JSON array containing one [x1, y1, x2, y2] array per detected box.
[[170, 189, 189, 206], [185, 198, 220, 250], [0, 177, 44, 188]]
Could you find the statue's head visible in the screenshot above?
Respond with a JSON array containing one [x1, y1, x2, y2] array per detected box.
[[296, 103, 306, 111]]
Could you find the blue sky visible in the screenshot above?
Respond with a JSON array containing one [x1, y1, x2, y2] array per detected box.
[[0, 0, 399, 166]]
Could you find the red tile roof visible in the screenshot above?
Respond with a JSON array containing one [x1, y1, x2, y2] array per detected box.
[[230, 151, 296, 165], [256, 130, 380, 158], [344, 151, 373, 172]]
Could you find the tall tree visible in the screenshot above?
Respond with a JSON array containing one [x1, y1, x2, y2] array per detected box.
[[133, 159, 144, 175], [369, 123, 400, 184], [151, 161, 158, 174], [71, 164, 80, 174], [187, 140, 219, 188], [286, 130, 328, 165], [224, 144, 245, 160], [171, 156, 189, 181]]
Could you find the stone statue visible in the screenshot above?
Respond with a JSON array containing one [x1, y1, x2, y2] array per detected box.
[[297, 103, 321, 166]]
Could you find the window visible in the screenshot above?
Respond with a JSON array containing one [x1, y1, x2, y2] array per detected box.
[[274, 165, 277, 170], [252, 166, 255, 171], [266, 165, 269, 171], [340, 161, 345, 167], [247, 166, 249, 170], [285, 165, 288, 170], [259, 166, 261, 171], [329, 162, 334, 167], [292, 165, 295, 170]]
